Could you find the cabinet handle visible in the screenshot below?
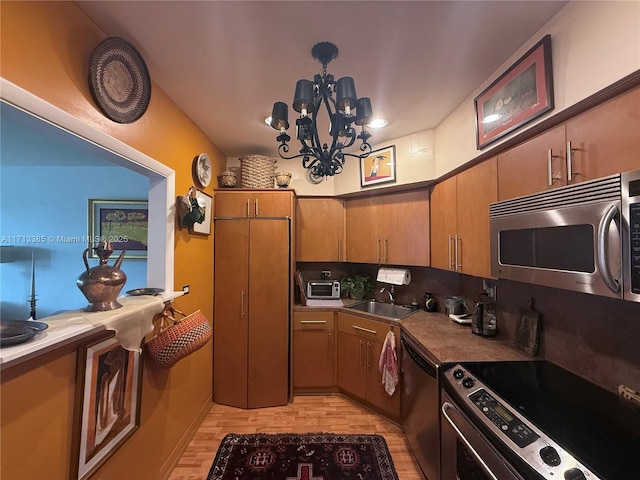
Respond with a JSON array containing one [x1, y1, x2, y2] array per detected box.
[[567, 141, 579, 182], [376, 238, 381, 263], [384, 238, 389, 263], [300, 320, 327, 324], [241, 290, 246, 317], [448, 234, 453, 270], [245, 199, 250, 217], [454, 234, 461, 271], [254, 198, 259, 216], [338, 240, 342, 262], [353, 325, 377, 335], [328, 331, 333, 360], [359, 340, 364, 367], [366, 342, 371, 368], [547, 149, 562, 186]]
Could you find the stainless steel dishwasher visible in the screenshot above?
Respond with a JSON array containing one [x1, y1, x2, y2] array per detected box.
[[401, 331, 440, 480]]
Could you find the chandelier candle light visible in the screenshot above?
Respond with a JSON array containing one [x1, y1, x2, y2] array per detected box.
[[270, 42, 373, 178]]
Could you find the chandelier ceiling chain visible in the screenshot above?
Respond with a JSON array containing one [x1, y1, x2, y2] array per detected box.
[[270, 42, 373, 178]]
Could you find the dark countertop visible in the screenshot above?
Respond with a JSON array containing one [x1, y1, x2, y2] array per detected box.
[[399, 310, 532, 364], [295, 302, 531, 365]]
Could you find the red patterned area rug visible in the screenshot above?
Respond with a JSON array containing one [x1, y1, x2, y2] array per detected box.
[[206, 433, 400, 480]]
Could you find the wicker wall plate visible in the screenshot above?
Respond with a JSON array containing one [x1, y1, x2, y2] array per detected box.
[[89, 37, 151, 123]]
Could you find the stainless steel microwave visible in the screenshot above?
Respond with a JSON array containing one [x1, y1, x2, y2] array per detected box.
[[490, 169, 640, 302], [307, 280, 341, 299]]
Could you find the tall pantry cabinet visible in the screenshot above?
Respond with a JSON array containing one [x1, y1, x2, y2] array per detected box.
[[213, 190, 294, 408]]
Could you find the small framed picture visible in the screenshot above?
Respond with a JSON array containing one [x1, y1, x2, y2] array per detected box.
[[72, 335, 143, 480], [189, 190, 212, 236], [88, 199, 148, 259], [360, 145, 396, 188]]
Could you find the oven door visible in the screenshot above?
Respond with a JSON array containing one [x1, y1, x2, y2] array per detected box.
[[440, 391, 525, 480]]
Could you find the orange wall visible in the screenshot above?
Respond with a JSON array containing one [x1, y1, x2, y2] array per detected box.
[[1, 2, 220, 479]]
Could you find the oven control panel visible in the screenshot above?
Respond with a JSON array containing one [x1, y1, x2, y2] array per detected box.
[[444, 365, 601, 480], [468, 389, 539, 448]]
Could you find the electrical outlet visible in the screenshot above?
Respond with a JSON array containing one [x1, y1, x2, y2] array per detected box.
[[321, 270, 331, 279], [182, 285, 190, 295], [482, 280, 496, 300]]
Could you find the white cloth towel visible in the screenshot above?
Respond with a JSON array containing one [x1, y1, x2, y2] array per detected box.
[[378, 331, 399, 396], [40, 295, 164, 352]]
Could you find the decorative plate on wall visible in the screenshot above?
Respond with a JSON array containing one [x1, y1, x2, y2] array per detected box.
[[88, 37, 151, 123], [192, 153, 212, 188]]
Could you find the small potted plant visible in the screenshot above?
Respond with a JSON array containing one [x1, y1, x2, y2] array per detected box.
[[340, 274, 374, 301]]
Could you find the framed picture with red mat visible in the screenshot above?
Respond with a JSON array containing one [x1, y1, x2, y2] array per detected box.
[[206, 433, 400, 480]]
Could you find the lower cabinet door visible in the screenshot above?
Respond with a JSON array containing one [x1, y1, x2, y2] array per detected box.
[[365, 339, 401, 418], [337, 331, 367, 400], [293, 329, 336, 388]]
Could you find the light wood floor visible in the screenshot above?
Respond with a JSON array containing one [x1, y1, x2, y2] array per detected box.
[[168, 395, 426, 480]]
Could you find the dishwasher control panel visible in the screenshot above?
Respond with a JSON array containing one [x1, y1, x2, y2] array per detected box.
[[443, 365, 601, 480]]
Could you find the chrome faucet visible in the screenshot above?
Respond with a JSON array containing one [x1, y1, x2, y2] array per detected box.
[[379, 285, 396, 304]]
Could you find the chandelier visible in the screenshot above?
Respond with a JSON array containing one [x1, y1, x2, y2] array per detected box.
[[269, 42, 373, 178]]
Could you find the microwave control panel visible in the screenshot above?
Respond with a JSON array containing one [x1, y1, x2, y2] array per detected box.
[[630, 202, 640, 293]]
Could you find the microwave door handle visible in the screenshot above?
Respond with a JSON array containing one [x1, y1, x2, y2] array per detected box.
[[597, 204, 621, 294], [441, 402, 500, 480]]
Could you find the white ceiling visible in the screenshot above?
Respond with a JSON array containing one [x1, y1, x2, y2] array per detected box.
[[76, 1, 568, 159]]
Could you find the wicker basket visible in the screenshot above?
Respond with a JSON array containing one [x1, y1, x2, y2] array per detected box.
[[146, 308, 212, 368], [240, 155, 276, 188]]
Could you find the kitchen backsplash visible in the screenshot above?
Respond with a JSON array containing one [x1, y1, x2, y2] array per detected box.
[[297, 262, 640, 396]]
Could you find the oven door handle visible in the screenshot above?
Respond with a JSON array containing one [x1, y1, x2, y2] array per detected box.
[[442, 401, 500, 480]]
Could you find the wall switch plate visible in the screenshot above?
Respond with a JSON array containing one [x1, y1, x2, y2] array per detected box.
[[182, 285, 190, 295], [321, 270, 331, 279]]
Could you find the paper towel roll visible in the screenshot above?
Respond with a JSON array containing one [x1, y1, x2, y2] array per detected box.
[[377, 267, 411, 285]]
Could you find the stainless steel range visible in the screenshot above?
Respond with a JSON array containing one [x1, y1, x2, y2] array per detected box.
[[440, 360, 640, 480]]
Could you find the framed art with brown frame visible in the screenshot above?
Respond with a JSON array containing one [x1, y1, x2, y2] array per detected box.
[[360, 145, 396, 187], [475, 34, 554, 150], [72, 334, 143, 480], [88, 199, 148, 259], [189, 190, 212, 236]]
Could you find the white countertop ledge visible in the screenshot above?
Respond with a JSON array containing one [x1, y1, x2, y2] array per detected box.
[[0, 295, 168, 369]]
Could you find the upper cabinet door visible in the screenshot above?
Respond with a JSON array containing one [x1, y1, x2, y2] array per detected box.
[[296, 198, 344, 262], [345, 197, 380, 263], [430, 176, 457, 271], [564, 87, 640, 182], [497, 125, 566, 201], [215, 190, 293, 218], [378, 190, 430, 266], [456, 158, 497, 278]]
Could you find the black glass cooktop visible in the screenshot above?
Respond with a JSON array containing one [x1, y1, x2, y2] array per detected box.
[[454, 360, 640, 480]]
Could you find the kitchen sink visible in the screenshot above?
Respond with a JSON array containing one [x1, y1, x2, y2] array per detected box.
[[347, 300, 415, 320]]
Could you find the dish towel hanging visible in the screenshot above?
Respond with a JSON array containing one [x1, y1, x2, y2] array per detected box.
[[378, 330, 399, 396]]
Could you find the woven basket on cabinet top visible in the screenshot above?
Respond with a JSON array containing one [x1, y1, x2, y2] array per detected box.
[[240, 155, 276, 189]]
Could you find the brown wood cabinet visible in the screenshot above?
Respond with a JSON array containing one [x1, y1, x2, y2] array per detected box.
[[295, 197, 345, 261], [430, 158, 497, 278], [215, 189, 294, 217], [498, 88, 640, 200], [345, 190, 430, 266], [292, 311, 336, 392], [213, 209, 291, 408], [336, 313, 401, 419]]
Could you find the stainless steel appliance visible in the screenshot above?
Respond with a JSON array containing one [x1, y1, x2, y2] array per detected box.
[[440, 360, 640, 480], [490, 169, 640, 302], [401, 332, 440, 480], [306, 280, 340, 299]]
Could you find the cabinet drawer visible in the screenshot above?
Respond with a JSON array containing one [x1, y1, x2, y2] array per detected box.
[[337, 313, 395, 344], [294, 311, 335, 330]]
